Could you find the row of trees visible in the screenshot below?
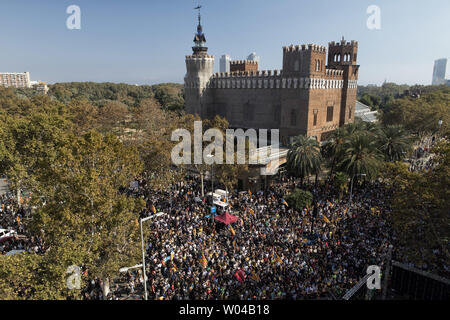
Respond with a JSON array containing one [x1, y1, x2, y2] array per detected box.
[[286, 120, 413, 187], [286, 116, 449, 273], [0, 85, 248, 299], [48, 82, 185, 112]]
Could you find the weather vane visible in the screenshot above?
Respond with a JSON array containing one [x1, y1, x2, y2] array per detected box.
[[194, 1, 202, 24]]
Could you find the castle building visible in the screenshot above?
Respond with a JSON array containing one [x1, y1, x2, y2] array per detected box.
[[184, 13, 359, 143]]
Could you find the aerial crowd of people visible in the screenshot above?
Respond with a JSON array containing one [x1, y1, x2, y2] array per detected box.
[[0, 133, 447, 300], [120, 176, 394, 300]]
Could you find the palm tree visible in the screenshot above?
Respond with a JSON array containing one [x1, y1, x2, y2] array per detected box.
[[378, 125, 412, 161], [321, 127, 347, 177], [337, 133, 383, 180], [287, 135, 322, 185]]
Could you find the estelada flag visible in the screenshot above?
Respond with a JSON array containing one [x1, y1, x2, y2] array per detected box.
[[200, 254, 208, 268], [282, 199, 289, 207], [170, 252, 174, 261], [250, 272, 260, 282], [248, 208, 255, 215], [229, 225, 236, 236], [323, 215, 330, 223], [152, 205, 156, 214]]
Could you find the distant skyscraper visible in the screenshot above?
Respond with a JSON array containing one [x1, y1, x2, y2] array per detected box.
[[220, 54, 231, 73], [432, 58, 448, 85], [247, 52, 260, 64]]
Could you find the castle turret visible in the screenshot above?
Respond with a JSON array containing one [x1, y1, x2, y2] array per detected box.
[[184, 6, 214, 117], [327, 37, 359, 125]]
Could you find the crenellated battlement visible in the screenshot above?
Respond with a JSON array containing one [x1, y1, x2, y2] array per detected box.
[[212, 69, 281, 79], [328, 40, 358, 47], [325, 69, 344, 77], [230, 60, 258, 65], [185, 54, 215, 60], [283, 44, 327, 53]]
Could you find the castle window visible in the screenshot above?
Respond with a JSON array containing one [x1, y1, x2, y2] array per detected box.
[[326, 106, 334, 122], [294, 60, 299, 71], [315, 60, 320, 72], [290, 109, 297, 126], [349, 106, 352, 120], [313, 110, 318, 126]]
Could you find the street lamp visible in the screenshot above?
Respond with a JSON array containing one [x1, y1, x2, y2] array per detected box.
[[206, 154, 215, 224], [349, 173, 366, 204], [140, 212, 166, 300]]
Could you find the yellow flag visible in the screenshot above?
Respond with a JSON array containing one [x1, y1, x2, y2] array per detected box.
[[200, 254, 208, 268], [275, 254, 283, 264], [229, 225, 236, 236], [250, 272, 260, 282], [282, 200, 289, 207], [152, 205, 156, 214], [170, 252, 174, 261], [323, 216, 330, 223]]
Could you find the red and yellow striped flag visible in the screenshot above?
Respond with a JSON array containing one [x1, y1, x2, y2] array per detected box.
[[323, 216, 330, 223], [152, 205, 156, 214]]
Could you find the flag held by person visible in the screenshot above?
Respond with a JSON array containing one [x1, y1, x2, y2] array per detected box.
[[200, 254, 208, 268], [229, 225, 236, 236], [250, 271, 260, 282], [323, 215, 330, 223], [234, 269, 246, 283], [275, 254, 283, 264], [152, 205, 156, 214]]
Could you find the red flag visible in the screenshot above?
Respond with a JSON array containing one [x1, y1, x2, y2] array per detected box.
[[234, 269, 246, 283]]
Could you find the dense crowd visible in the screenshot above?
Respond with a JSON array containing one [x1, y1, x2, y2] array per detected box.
[[0, 193, 44, 256], [121, 176, 394, 300]]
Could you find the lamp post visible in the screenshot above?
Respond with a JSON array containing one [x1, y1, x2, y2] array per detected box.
[[140, 212, 166, 300], [349, 173, 366, 204], [206, 154, 214, 224]]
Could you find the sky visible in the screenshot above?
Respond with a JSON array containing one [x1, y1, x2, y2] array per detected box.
[[0, 0, 449, 86]]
